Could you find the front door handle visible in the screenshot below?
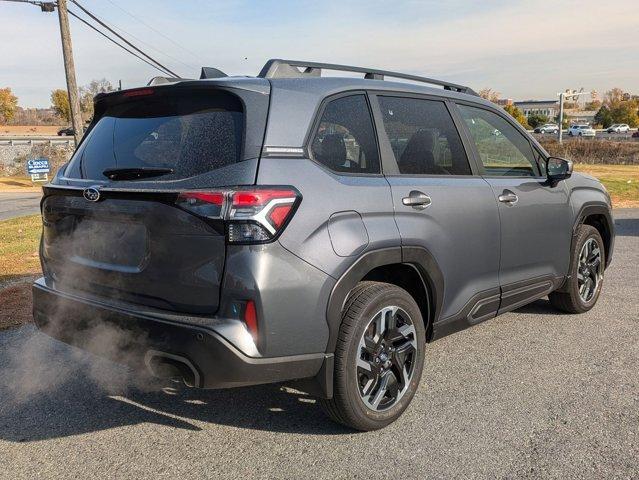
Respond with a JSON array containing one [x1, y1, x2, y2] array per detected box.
[[402, 191, 432, 210], [498, 190, 518, 204]]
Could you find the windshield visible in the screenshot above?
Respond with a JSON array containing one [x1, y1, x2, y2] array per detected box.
[[65, 90, 244, 181]]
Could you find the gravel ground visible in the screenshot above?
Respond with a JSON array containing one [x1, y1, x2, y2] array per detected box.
[[0, 209, 637, 479]]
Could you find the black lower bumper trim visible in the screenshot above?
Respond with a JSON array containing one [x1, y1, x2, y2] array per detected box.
[[32, 279, 325, 390]]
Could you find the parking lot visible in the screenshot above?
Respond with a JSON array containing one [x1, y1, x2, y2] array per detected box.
[[0, 209, 637, 479]]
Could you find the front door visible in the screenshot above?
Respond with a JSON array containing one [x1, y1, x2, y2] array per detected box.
[[456, 103, 572, 312], [371, 93, 501, 324]]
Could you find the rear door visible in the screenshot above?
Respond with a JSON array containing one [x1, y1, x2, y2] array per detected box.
[[370, 93, 501, 324], [455, 103, 572, 312], [41, 82, 269, 314]]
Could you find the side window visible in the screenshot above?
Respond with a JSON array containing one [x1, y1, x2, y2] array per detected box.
[[377, 96, 471, 175], [458, 104, 541, 177], [310, 95, 380, 174]]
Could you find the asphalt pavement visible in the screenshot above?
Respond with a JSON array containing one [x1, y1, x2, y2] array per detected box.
[[0, 192, 42, 221], [0, 209, 637, 479]]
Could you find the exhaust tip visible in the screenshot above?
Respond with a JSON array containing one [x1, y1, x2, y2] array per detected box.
[[144, 350, 201, 388]]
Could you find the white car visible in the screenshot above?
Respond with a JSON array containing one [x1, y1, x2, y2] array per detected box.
[[568, 125, 596, 137], [535, 123, 559, 134], [607, 124, 630, 133]]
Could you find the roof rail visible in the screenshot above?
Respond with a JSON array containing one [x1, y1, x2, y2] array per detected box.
[[258, 59, 477, 95]]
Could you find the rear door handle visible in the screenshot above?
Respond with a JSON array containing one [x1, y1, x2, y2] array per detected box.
[[402, 191, 432, 210], [498, 190, 518, 204]]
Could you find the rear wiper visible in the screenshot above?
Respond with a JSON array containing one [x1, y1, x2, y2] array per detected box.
[[103, 167, 174, 181]]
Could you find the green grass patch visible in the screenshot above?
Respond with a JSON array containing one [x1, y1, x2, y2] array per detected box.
[[0, 215, 42, 283]]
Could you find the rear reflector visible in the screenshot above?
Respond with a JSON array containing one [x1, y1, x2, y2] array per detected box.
[[175, 187, 300, 244], [243, 300, 258, 341]]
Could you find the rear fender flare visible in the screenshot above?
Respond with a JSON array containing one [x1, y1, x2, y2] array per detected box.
[[324, 246, 444, 354]]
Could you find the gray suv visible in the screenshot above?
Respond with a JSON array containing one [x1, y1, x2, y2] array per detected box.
[[33, 60, 614, 431]]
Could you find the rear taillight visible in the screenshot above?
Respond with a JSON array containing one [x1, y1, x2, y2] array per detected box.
[[176, 187, 300, 244]]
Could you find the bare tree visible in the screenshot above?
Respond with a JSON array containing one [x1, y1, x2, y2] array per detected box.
[[80, 79, 114, 121], [478, 88, 501, 103]]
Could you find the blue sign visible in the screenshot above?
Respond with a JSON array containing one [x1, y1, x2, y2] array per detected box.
[[27, 158, 51, 175]]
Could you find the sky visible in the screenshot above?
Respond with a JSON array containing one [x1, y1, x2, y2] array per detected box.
[[2, 0, 638, 108]]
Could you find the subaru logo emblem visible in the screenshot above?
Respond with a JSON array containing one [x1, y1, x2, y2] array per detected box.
[[83, 186, 101, 202]]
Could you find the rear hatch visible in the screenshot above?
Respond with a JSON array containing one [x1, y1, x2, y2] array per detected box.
[[41, 80, 270, 314]]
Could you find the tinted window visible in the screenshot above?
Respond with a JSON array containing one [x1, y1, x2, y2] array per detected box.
[[310, 95, 380, 174], [66, 90, 244, 181], [458, 105, 540, 177], [378, 96, 471, 175]]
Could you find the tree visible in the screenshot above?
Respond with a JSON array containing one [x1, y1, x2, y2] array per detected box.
[[585, 100, 602, 111], [478, 88, 500, 103], [604, 87, 626, 107], [609, 99, 639, 127], [503, 104, 530, 129], [0, 87, 18, 124], [51, 89, 71, 122], [594, 106, 613, 128], [527, 113, 549, 129], [79, 78, 114, 120]]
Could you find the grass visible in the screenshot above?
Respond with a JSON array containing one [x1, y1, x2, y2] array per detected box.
[[573, 164, 639, 207], [539, 138, 639, 165], [0, 176, 43, 193], [0, 215, 42, 285]]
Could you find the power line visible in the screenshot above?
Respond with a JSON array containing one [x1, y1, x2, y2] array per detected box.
[[69, 0, 180, 78], [102, 0, 202, 66], [94, 9, 199, 72], [67, 8, 174, 77]]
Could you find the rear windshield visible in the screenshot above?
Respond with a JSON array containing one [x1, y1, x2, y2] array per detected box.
[[65, 90, 244, 181]]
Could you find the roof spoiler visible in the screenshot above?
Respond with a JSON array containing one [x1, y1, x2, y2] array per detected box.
[[257, 59, 477, 95]]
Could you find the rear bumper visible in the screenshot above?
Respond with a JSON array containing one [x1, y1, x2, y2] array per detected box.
[[32, 278, 327, 390]]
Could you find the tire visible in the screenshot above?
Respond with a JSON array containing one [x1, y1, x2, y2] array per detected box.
[[320, 281, 426, 431], [549, 225, 605, 314]]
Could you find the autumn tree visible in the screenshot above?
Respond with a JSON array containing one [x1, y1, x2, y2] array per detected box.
[[503, 104, 530, 129], [0, 87, 19, 124], [51, 89, 71, 122], [79, 78, 114, 120], [601, 88, 639, 127], [610, 100, 639, 127], [604, 87, 626, 107], [478, 88, 501, 103]]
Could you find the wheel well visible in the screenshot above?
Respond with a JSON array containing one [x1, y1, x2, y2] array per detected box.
[[583, 214, 611, 264], [361, 263, 433, 339]]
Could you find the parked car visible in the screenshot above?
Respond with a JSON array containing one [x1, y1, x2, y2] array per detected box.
[[632, 129, 639, 138], [33, 59, 614, 431], [607, 124, 630, 133], [568, 124, 596, 137], [57, 126, 74, 136], [534, 123, 559, 134]]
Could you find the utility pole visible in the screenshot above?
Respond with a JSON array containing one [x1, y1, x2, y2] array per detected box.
[[56, 0, 83, 144], [558, 93, 565, 144]]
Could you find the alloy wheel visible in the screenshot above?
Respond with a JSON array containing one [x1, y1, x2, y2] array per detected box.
[[577, 238, 603, 303], [356, 306, 417, 411]]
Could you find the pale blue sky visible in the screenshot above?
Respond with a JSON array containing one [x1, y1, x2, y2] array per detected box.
[[2, 0, 638, 107]]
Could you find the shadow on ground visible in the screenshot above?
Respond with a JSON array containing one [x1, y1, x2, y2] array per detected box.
[[0, 329, 348, 442], [614, 217, 639, 237]]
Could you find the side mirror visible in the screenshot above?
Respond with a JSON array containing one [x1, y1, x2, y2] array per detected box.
[[546, 156, 573, 182]]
